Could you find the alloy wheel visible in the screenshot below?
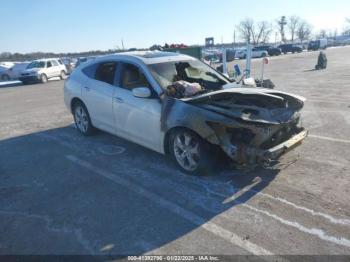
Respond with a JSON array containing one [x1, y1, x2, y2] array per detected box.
[[173, 132, 200, 171], [74, 105, 89, 133]]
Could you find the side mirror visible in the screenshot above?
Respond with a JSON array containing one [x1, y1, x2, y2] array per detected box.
[[132, 87, 151, 98]]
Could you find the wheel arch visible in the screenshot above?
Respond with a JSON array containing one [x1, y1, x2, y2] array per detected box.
[[70, 97, 84, 113]]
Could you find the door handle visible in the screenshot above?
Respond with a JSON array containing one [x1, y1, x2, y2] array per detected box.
[[113, 97, 124, 103], [84, 86, 91, 91]]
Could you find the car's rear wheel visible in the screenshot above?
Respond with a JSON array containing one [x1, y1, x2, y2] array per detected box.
[[40, 74, 48, 83], [73, 101, 95, 136], [169, 129, 215, 175], [59, 70, 66, 80]]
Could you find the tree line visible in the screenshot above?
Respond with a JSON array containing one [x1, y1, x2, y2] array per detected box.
[[236, 16, 350, 45], [0, 49, 132, 62]]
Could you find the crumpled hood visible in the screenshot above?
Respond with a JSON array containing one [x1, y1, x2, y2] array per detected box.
[[182, 87, 306, 124], [181, 87, 306, 103]]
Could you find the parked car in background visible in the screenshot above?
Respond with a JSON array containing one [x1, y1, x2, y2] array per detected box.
[[202, 49, 222, 63], [254, 45, 282, 56], [277, 44, 303, 54], [0, 62, 30, 81], [19, 58, 67, 84], [308, 39, 328, 51], [60, 57, 75, 74], [204, 49, 236, 62], [223, 48, 236, 62], [64, 51, 307, 174], [0, 64, 13, 81], [75, 57, 96, 67], [235, 48, 268, 59]]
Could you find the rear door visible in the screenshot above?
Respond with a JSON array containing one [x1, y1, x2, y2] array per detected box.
[[46, 61, 54, 77], [112, 61, 162, 152], [82, 61, 117, 134], [51, 60, 61, 77]]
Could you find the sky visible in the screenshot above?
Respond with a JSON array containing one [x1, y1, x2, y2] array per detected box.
[[1, 0, 349, 53]]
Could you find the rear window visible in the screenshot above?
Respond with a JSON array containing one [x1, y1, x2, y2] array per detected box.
[[94, 62, 117, 85]]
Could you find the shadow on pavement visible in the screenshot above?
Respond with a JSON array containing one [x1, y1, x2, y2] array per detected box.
[[0, 126, 280, 255]]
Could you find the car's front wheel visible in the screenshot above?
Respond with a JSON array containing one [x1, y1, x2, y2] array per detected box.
[[40, 74, 48, 83], [169, 129, 215, 175], [73, 101, 95, 136], [59, 70, 66, 80]]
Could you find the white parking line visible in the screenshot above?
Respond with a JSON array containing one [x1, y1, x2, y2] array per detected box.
[[66, 155, 274, 256], [241, 204, 350, 248], [257, 192, 350, 226], [39, 133, 350, 250], [224, 183, 350, 226], [307, 99, 350, 104], [309, 134, 350, 144]]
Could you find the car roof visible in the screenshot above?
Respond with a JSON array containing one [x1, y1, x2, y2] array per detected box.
[[32, 58, 60, 62], [96, 51, 196, 65]]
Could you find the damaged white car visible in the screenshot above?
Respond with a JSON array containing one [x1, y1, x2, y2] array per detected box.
[[64, 51, 307, 174]]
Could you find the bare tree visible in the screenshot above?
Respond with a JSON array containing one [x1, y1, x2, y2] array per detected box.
[[237, 19, 272, 45], [343, 17, 350, 36], [253, 21, 273, 44], [236, 18, 254, 44], [318, 29, 327, 38], [297, 20, 312, 43], [288, 16, 300, 42], [277, 16, 287, 43], [332, 29, 338, 40]]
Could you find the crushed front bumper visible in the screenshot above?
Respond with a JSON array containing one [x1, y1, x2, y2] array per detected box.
[[259, 129, 308, 164], [222, 128, 308, 166]]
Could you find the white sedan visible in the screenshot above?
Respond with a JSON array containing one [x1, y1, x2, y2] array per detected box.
[[235, 48, 268, 59], [64, 51, 307, 174]]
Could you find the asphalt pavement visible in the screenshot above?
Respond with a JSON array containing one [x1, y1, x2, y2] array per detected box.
[[0, 47, 349, 258]]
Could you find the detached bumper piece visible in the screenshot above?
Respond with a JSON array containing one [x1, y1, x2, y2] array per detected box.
[[223, 128, 308, 166], [259, 129, 308, 165]]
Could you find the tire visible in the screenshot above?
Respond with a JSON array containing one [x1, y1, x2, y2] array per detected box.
[[40, 74, 48, 83], [72, 101, 95, 136], [261, 53, 267, 57], [59, 70, 66, 80], [169, 129, 216, 175], [1, 74, 10, 81]]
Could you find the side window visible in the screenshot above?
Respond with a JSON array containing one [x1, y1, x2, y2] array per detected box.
[[82, 63, 97, 78], [121, 63, 150, 90], [94, 62, 117, 85], [51, 60, 59, 66], [47, 61, 52, 68]]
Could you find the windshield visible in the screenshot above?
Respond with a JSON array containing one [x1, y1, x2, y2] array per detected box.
[[148, 59, 229, 92], [27, 61, 45, 69]]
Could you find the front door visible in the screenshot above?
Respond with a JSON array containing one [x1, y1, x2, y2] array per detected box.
[[112, 62, 162, 152]]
